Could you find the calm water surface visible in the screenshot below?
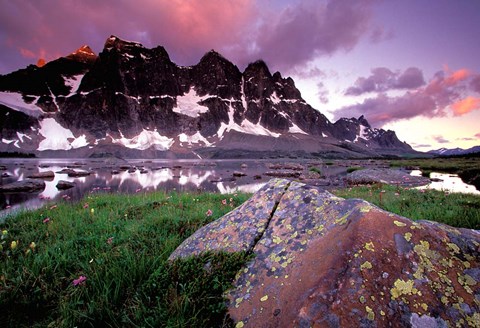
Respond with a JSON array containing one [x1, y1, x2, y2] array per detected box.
[[1, 159, 478, 218], [411, 170, 480, 195], [0, 158, 348, 217]]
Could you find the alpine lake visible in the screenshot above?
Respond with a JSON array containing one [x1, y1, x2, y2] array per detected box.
[[1, 157, 479, 219]]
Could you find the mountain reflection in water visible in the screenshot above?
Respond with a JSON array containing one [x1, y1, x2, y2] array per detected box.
[[0, 159, 273, 216]]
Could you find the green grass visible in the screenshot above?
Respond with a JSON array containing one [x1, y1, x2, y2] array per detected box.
[[346, 166, 363, 173], [2, 170, 480, 327], [332, 184, 480, 230], [0, 191, 251, 328], [308, 167, 322, 175]]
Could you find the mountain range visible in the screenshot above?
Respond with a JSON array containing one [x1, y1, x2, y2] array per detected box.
[[427, 146, 480, 156], [0, 35, 417, 159]]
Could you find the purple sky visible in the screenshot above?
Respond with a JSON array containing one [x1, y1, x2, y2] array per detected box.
[[1, 0, 479, 150]]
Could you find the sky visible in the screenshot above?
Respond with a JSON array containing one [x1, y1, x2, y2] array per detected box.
[[1, 0, 479, 151]]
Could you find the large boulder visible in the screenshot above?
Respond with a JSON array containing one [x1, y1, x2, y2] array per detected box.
[[171, 179, 480, 327]]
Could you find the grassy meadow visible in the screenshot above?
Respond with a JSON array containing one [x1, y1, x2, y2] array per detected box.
[[0, 191, 251, 327], [333, 184, 480, 230], [1, 156, 480, 327]]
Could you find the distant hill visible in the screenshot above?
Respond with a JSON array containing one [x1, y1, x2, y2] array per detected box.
[[428, 145, 480, 156]]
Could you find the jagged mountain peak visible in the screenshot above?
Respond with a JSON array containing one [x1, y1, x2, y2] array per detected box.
[[0, 35, 418, 158], [65, 45, 97, 64], [104, 35, 145, 52], [244, 60, 272, 78], [72, 45, 96, 57], [357, 115, 371, 128]]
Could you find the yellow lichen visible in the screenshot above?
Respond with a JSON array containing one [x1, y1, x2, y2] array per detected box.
[[335, 213, 349, 225], [446, 242, 460, 254], [235, 321, 245, 328], [365, 242, 375, 251], [393, 220, 407, 227], [366, 306, 375, 321], [404, 232, 412, 242], [260, 295, 268, 302], [391, 279, 417, 299], [272, 236, 282, 244], [361, 261, 373, 270]]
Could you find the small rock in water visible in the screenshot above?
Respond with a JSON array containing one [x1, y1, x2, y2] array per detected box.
[[27, 171, 55, 179], [56, 180, 75, 190]]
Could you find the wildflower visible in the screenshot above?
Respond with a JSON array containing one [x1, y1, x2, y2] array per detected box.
[[49, 205, 58, 210], [29, 242, 36, 250], [107, 237, 114, 244], [394, 193, 400, 196], [135, 188, 142, 193], [206, 209, 213, 216], [43, 218, 50, 224], [90, 208, 95, 215], [83, 203, 89, 209], [10, 240, 18, 250], [5, 205, 11, 209], [222, 199, 227, 205], [72, 275, 87, 286], [229, 198, 233, 202]]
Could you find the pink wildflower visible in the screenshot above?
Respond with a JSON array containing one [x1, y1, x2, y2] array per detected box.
[[221, 199, 227, 205], [5, 205, 11, 209], [83, 203, 89, 209], [49, 205, 58, 210], [206, 209, 213, 216], [107, 237, 114, 244], [73, 275, 87, 286], [136, 188, 142, 193], [394, 192, 400, 196], [43, 218, 50, 224]]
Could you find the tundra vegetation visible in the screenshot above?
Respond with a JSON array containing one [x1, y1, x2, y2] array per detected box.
[[0, 156, 479, 327]]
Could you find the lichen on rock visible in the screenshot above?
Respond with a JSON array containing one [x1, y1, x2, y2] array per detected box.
[[169, 178, 480, 327]]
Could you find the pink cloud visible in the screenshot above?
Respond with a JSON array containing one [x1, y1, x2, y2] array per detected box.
[[432, 135, 450, 144], [345, 67, 425, 96], [0, 0, 379, 74], [0, 0, 256, 72], [251, 0, 376, 71], [335, 67, 480, 127], [475, 133, 480, 139], [452, 96, 480, 116]]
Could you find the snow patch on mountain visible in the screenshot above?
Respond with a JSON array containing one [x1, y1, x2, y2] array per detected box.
[[179, 132, 212, 147], [110, 129, 173, 150], [289, 123, 308, 135], [217, 104, 281, 140], [38, 118, 79, 150], [0, 91, 42, 116], [64, 74, 84, 95], [354, 125, 370, 142], [270, 91, 281, 104], [173, 87, 209, 117]]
